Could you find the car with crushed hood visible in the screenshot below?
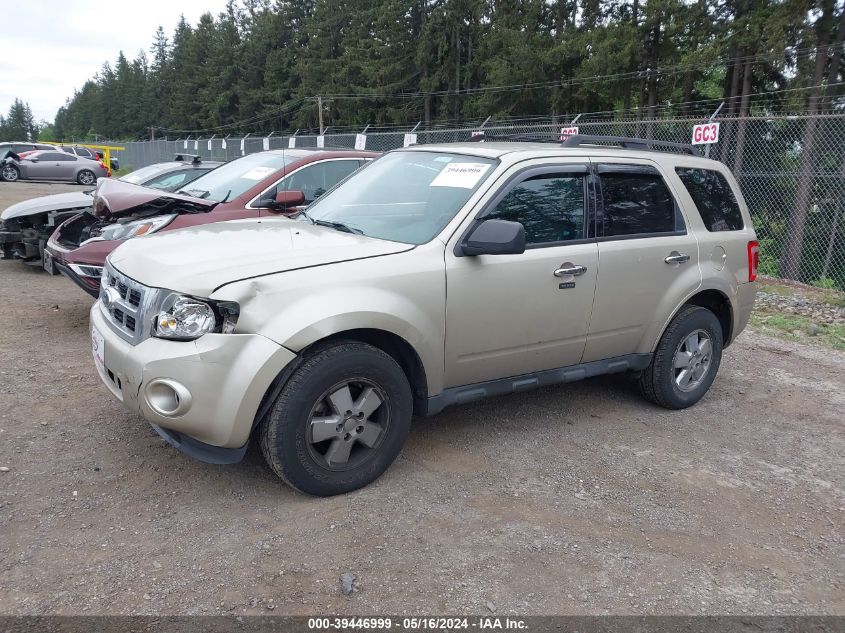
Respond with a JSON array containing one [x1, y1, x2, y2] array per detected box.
[[45, 148, 376, 296], [0, 155, 221, 267]]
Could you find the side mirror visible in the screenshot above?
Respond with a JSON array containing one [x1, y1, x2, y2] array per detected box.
[[29, 157, 39, 163], [273, 190, 306, 210], [461, 219, 526, 256]]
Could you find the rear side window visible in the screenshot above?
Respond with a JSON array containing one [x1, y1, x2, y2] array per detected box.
[[39, 152, 73, 161], [599, 170, 680, 237], [265, 159, 362, 205], [484, 173, 586, 245], [675, 168, 744, 231]]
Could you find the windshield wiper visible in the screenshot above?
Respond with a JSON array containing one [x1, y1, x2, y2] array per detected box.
[[313, 219, 363, 235], [218, 189, 232, 203]]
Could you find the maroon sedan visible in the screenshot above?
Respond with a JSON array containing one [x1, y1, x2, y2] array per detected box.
[[46, 149, 376, 296]]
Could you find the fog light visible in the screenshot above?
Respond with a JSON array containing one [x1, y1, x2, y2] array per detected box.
[[145, 379, 192, 417]]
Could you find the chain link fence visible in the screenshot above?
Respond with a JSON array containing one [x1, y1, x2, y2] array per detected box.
[[106, 113, 845, 291]]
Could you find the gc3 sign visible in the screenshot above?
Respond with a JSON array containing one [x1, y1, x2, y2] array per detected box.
[[691, 122, 720, 145]]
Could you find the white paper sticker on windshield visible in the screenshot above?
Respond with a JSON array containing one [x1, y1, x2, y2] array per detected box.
[[430, 162, 490, 188], [241, 166, 276, 181]]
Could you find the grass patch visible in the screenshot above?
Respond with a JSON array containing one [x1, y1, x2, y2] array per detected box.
[[758, 277, 845, 309], [750, 310, 845, 351], [111, 166, 134, 178], [758, 282, 792, 297]]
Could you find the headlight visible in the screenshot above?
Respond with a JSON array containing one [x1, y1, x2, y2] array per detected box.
[[82, 214, 176, 245], [154, 293, 239, 341]]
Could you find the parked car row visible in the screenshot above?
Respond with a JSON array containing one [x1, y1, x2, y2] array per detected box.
[[2, 137, 758, 497]]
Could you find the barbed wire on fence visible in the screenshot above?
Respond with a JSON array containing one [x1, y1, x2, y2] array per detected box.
[[104, 111, 845, 292]]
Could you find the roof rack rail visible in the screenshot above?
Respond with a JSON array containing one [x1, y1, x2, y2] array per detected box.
[[174, 153, 202, 164], [561, 134, 701, 156]]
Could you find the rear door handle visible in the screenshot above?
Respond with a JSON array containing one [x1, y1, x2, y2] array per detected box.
[[554, 263, 588, 277], [664, 251, 690, 264]]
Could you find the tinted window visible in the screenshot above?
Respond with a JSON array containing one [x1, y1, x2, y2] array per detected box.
[[13, 144, 36, 153], [600, 171, 679, 237], [278, 160, 361, 204], [484, 173, 585, 244], [38, 152, 73, 161], [74, 148, 94, 158], [675, 168, 744, 231]]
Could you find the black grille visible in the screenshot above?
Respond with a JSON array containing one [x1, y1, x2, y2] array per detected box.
[[125, 316, 136, 331], [128, 289, 141, 307]]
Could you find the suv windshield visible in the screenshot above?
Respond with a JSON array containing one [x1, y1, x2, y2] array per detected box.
[[178, 152, 296, 202], [304, 151, 497, 244]]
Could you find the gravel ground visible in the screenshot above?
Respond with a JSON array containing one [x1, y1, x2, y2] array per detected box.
[[0, 182, 843, 616]]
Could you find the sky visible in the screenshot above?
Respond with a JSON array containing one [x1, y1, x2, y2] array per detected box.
[[2, 0, 230, 123]]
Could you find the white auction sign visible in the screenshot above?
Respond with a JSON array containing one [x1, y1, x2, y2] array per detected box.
[[288, 137, 296, 148], [263, 137, 270, 150], [692, 122, 720, 145], [317, 136, 325, 148], [403, 133, 417, 147], [355, 134, 367, 150], [559, 126, 579, 141]]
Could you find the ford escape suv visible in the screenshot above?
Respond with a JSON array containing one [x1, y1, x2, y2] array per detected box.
[[89, 136, 758, 496]]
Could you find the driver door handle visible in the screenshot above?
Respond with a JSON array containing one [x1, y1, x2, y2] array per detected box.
[[554, 263, 588, 277], [664, 251, 690, 264]]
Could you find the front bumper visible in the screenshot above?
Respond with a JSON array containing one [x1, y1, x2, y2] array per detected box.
[[90, 303, 297, 455], [55, 260, 101, 297], [46, 238, 110, 296]]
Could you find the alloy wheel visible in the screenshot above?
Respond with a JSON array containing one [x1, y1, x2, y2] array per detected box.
[[672, 329, 713, 392], [306, 378, 390, 471]]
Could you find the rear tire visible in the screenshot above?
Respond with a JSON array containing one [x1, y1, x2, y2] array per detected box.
[[1, 164, 20, 182], [259, 341, 413, 496], [77, 169, 95, 185], [639, 305, 723, 409]]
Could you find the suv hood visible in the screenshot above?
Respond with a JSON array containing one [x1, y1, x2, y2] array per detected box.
[[94, 178, 217, 219], [2, 191, 93, 221], [109, 218, 414, 296]]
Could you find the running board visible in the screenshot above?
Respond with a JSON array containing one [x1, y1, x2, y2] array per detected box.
[[424, 353, 652, 416]]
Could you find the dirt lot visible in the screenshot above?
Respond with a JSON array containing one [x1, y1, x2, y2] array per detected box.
[[0, 182, 843, 616]]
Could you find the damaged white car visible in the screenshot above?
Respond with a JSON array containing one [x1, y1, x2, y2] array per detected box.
[[0, 155, 220, 267]]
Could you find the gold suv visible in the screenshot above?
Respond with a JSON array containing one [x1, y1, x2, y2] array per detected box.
[[90, 136, 758, 496]]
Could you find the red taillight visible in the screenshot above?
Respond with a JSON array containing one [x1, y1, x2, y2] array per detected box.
[[747, 240, 759, 282]]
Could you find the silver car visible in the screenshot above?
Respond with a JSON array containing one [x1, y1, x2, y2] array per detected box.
[[1, 149, 109, 185]]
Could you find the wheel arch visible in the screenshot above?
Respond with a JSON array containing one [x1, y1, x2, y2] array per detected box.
[[654, 288, 735, 351], [252, 327, 430, 434]]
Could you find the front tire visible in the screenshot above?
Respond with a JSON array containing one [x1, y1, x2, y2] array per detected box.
[[639, 305, 723, 409], [259, 341, 413, 496], [1, 164, 20, 182], [77, 169, 95, 185]]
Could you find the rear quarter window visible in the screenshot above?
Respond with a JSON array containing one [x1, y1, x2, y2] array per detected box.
[[675, 167, 744, 231]]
